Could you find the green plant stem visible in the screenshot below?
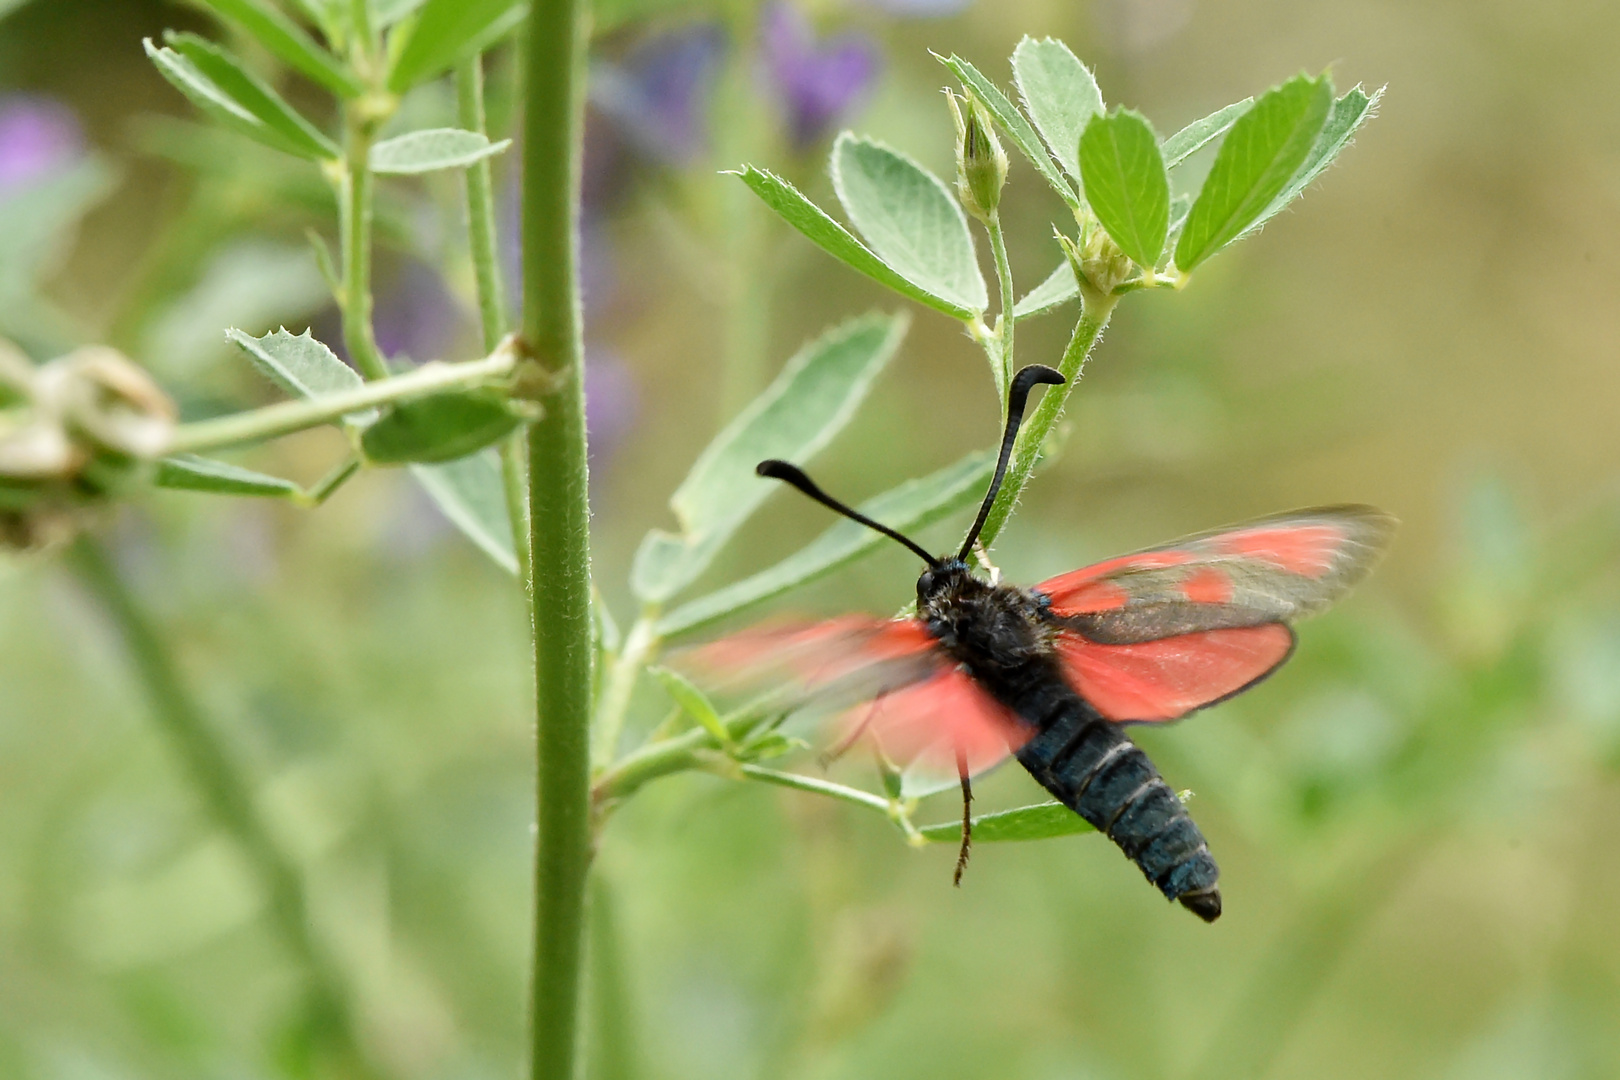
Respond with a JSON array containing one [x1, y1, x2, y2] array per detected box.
[[592, 709, 771, 807], [455, 54, 530, 583], [457, 56, 509, 353], [166, 349, 516, 454], [986, 212, 1016, 408], [736, 764, 892, 814], [339, 113, 386, 381], [67, 537, 377, 1080], [591, 615, 656, 769], [973, 289, 1118, 552], [522, 0, 594, 1076]]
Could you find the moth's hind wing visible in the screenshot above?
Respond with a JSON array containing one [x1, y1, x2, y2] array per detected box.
[[857, 666, 1035, 798], [1053, 624, 1296, 724], [1037, 506, 1393, 723]]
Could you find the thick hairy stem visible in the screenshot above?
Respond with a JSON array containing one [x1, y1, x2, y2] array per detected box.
[[68, 538, 378, 1079], [522, 1, 595, 1078], [972, 290, 1117, 552]]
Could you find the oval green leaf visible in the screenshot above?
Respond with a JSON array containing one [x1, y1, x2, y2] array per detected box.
[[370, 128, 513, 174], [1161, 98, 1253, 169], [192, 0, 361, 97], [360, 391, 520, 464], [630, 311, 908, 604], [831, 134, 988, 315], [1174, 73, 1332, 272], [1242, 85, 1381, 238], [1012, 260, 1080, 321], [225, 327, 376, 424], [732, 166, 978, 321], [1079, 109, 1169, 270], [1011, 36, 1103, 187], [918, 801, 1096, 843], [155, 453, 303, 498], [386, 0, 525, 92], [411, 450, 516, 574], [145, 35, 339, 161]]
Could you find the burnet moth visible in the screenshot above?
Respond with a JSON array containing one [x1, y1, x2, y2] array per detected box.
[[696, 365, 1394, 921]]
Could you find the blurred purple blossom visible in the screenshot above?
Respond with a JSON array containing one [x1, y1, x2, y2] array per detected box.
[[584, 349, 638, 462], [759, 3, 881, 148], [855, 0, 973, 16], [373, 260, 463, 363], [0, 94, 84, 187], [589, 23, 728, 166]]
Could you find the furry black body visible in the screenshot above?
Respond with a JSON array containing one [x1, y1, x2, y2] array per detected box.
[[918, 560, 1223, 921]]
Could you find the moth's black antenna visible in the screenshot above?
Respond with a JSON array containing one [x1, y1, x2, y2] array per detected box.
[[957, 364, 1066, 561], [757, 459, 941, 569]]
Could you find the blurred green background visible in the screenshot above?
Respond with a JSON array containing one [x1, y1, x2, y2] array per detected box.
[[4, 0, 1620, 1078]]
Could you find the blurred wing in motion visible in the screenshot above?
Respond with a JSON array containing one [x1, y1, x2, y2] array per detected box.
[[684, 616, 1027, 786], [684, 615, 946, 715], [1039, 506, 1394, 722]]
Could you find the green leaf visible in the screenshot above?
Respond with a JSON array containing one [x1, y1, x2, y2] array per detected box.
[[411, 450, 517, 574], [1079, 109, 1169, 269], [1012, 260, 1079, 321], [154, 453, 304, 498], [630, 311, 909, 604], [369, 128, 513, 173], [386, 0, 525, 92], [936, 52, 1079, 209], [1243, 85, 1381, 236], [918, 801, 1096, 844], [1011, 36, 1103, 188], [145, 35, 339, 161], [1174, 73, 1332, 271], [830, 134, 988, 315], [225, 327, 374, 423], [656, 450, 994, 640], [732, 167, 977, 321], [1161, 98, 1253, 168], [651, 667, 731, 747], [192, 0, 361, 97], [360, 391, 520, 464]]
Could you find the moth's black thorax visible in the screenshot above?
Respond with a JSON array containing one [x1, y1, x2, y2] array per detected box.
[[916, 560, 1065, 711]]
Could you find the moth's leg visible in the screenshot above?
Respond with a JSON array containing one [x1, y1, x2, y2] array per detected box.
[[819, 692, 885, 769], [953, 744, 973, 887]]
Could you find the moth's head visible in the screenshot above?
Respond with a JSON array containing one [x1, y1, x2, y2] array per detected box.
[[915, 558, 979, 610]]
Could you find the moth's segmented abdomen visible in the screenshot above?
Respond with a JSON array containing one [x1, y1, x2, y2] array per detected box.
[[1014, 702, 1222, 921]]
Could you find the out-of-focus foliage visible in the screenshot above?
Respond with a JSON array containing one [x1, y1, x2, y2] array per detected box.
[[2, 1, 1619, 1079]]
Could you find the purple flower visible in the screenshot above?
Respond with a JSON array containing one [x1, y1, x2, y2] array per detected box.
[[855, 0, 974, 16], [589, 24, 728, 166], [0, 94, 84, 187], [759, 3, 881, 148]]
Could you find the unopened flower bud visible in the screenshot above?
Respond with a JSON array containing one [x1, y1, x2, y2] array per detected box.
[[1059, 216, 1133, 297], [948, 90, 1007, 223]]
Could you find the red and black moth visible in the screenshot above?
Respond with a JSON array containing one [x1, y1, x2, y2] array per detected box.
[[695, 365, 1394, 921]]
